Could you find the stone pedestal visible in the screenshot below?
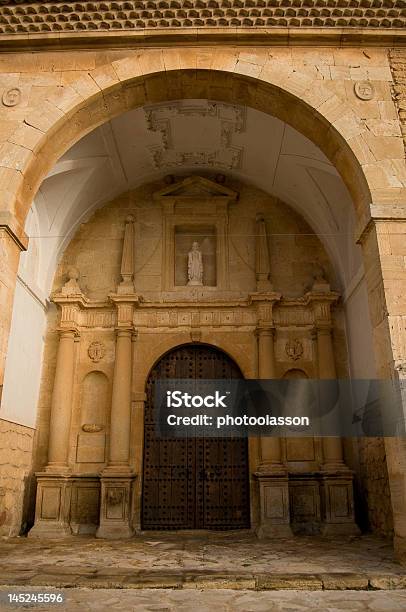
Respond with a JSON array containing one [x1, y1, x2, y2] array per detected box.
[[28, 473, 73, 538], [320, 471, 360, 535], [96, 472, 136, 539], [70, 476, 101, 535], [289, 473, 322, 535], [254, 472, 292, 538]]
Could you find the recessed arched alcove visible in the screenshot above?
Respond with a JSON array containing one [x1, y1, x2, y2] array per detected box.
[[2, 55, 398, 545]]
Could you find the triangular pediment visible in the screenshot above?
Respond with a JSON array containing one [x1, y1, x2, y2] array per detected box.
[[153, 176, 238, 200]]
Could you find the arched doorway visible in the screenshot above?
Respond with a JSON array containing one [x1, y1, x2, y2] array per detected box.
[[142, 344, 250, 530]]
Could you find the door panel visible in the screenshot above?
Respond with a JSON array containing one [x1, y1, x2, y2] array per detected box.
[[142, 344, 250, 530]]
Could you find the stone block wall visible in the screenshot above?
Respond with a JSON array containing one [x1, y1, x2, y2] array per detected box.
[[0, 418, 34, 536], [358, 437, 394, 537]]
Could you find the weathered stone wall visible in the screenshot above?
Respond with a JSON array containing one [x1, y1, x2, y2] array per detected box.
[[358, 438, 394, 537], [0, 418, 34, 536], [33, 178, 339, 477], [54, 178, 336, 301], [0, 44, 404, 543]]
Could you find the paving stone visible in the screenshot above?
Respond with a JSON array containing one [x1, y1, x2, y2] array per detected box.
[[0, 533, 405, 595], [369, 574, 406, 589], [320, 573, 369, 590], [2, 587, 406, 612], [184, 574, 256, 589]]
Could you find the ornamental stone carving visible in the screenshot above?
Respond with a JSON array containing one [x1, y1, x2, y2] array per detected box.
[[285, 339, 304, 361], [0, 1, 402, 36], [145, 101, 245, 171], [2, 88, 21, 107], [87, 341, 106, 363], [187, 242, 204, 286], [60, 267, 81, 296], [354, 81, 375, 101], [106, 488, 124, 507]]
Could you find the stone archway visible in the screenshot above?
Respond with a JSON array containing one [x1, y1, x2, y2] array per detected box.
[[0, 50, 405, 558], [141, 343, 250, 531]]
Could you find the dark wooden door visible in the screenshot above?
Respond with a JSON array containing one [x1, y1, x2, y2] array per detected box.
[[142, 345, 250, 530]]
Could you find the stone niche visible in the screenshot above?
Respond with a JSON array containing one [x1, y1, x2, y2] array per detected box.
[[175, 224, 217, 287], [76, 370, 108, 465], [155, 175, 238, 293]]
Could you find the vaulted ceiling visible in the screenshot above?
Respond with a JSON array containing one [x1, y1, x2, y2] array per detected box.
[[20, 99, 363, 299]]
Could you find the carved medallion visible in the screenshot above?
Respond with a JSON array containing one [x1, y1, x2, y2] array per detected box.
[[354, 81, 375, 101], [2, 88, 21, 107], [285, 339, 304, 361], [88, 341, 105, 363]]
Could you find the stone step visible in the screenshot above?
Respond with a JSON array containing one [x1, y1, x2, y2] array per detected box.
[[0, 567, 405, 590]]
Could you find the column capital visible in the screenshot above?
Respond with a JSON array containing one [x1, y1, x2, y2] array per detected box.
[[255, 325, 275, 338], [315, 325, 332, 335], [58, 328, 80, 339], [115, 328, 134, 338], [110, 296, 139, 329]]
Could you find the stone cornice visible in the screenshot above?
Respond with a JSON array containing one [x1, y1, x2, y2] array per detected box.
[[0, 29, 405, 52], [0, 212, 28, 252], [355, 204, 406, 244]]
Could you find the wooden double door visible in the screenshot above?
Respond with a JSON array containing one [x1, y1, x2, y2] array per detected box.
[[142, 344, 250, 530]]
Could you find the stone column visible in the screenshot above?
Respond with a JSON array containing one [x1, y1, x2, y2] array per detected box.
[[254, 324, 292, 537], [108, 329, 133, 469], [317, 327, 345, 470], [257, 326, 283, 472], [97, 313, 137, 539], [29, 327, 79, 538], [316, 324, 358, 535], [47, 330, 77, 471]]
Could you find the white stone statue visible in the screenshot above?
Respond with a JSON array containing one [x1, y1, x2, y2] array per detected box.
[[187, 241, 203, 286]]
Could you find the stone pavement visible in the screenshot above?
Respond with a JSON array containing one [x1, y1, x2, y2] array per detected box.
[[0, 532, 405, 592], [1, 587, 406, 611]]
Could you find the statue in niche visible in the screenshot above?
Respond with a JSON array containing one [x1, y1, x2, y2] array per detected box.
[[187, 241, 203, 286]]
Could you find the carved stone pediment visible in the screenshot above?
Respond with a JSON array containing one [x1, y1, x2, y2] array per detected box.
[[153, 175, 238, 204]]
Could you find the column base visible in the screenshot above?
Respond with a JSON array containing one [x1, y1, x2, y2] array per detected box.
[[256, 523, 293, 538], [96, 471, 136, 540], [96, 523, 134, 539], [321, 522, 360, 536], [28, 473, 73, 539], [394, 535, 406, 565], [320, 471, 360, 536], [254, 471, 293, 539]]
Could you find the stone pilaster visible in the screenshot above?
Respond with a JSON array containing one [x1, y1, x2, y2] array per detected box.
[[0, 216, 28, 395], [358, 218, 406, 562]]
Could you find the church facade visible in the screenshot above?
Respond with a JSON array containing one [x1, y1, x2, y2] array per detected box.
[[0, 5, 405, 560]]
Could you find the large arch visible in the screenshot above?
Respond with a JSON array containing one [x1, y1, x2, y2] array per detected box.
[[5, 54, 390, 230], [0, 49, 405, 559]]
